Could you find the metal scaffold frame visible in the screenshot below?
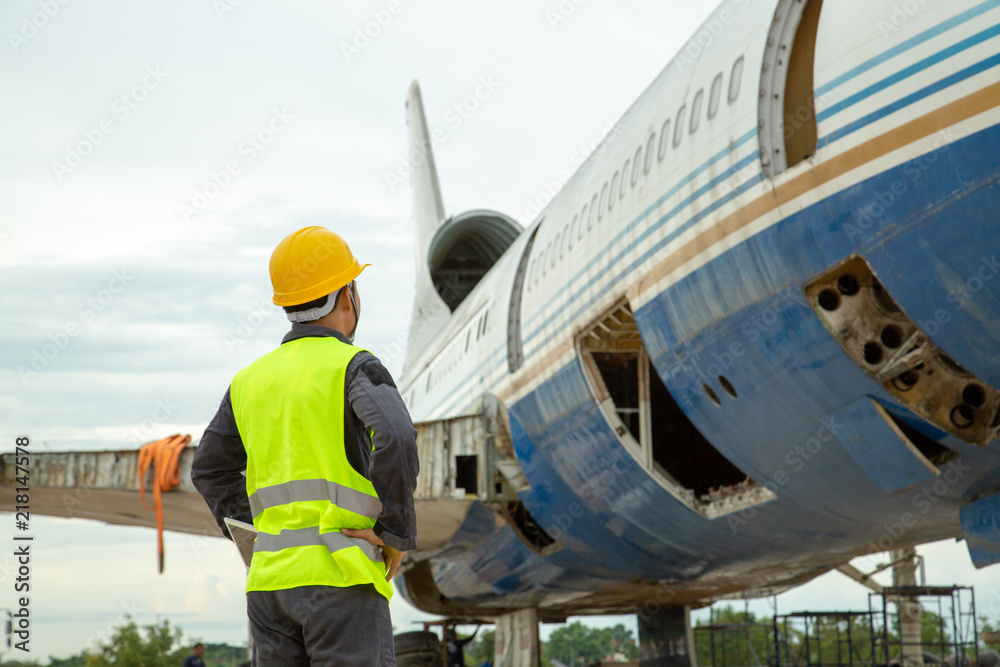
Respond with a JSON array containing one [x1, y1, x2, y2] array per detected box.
[[693, 586, 979, 667], [870, 586, 979, 667]]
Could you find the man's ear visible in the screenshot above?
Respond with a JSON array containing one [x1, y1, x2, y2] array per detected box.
[[335, 288, 349, 312]]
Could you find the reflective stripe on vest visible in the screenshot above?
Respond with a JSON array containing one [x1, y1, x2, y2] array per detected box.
[[248, 479, 382, 521], [230, 336, 391, 599], [254, 527, 384, 562]]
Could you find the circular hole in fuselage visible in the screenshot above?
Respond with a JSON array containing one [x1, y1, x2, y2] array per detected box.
[[963, 384, 986, 408], [718, 376, 738, 399], [818, 289, 840, 312], [892, 370, 919, 392], [951, 403, 976, 429], [837, 273, 861, 296], [881, 325, 904, 349], [863, 342, 884, 366], [703, 384, 721, 407]]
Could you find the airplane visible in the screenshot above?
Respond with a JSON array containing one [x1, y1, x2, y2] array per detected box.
[[388, 0, 1000, 662]]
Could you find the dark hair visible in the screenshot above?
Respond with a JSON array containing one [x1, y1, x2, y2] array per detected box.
[[194, 643, 204, 649], [282, 286, 350, 316], [283, 294, 327, 315]]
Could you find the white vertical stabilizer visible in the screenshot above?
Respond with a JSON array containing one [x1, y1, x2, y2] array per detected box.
[[404, 81, 451, 372]]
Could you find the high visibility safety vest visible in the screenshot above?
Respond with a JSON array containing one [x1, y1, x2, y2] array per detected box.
[[230, 336, 391, 600]]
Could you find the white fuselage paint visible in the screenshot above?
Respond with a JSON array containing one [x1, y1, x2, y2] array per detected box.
[[399, 0, 1000, 424]]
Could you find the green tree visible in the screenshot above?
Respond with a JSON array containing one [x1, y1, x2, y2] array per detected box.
[[979, 615, 1000, 651], [84, 616, 183, 667], [47, 657, 88, 667], [695, 605, 774, 667], [543, 621, 638, 665], [599, 624, 639, 661], [465, 628, 495, 666], [919, 610, 952, 656]]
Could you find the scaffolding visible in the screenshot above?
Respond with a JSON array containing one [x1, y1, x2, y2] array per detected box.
[[695, 586, 978, 667], [695, 600, 778, 667], [871, 586, 978, 667], [777, 611, 884, 667]]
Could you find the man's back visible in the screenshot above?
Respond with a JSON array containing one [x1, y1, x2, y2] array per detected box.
[[190, 226, 419, 666]]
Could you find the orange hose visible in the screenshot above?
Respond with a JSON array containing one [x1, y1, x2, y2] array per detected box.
[[137, 434, 191, 573]]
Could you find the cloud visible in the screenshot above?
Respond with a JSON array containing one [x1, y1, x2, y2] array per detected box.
[[15, 0, 972, 661]]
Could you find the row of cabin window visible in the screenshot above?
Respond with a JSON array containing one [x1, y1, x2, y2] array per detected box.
[[526, 56, 745, 292], [425, 309, 490, 392]]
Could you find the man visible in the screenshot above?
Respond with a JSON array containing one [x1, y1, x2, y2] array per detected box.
[[446, 625, 480, 667], [183, 643, 205, 667], [192, 226, 419, 666]]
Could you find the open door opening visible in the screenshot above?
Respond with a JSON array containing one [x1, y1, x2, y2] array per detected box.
[[579, 301, 775, 518], [759, 0, 823, 177]]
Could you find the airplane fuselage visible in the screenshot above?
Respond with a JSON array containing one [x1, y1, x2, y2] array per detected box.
[[396, 0, 1000, 614]]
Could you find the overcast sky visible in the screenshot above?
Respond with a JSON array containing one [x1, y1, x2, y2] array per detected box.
[[1, 0, 998, 662]]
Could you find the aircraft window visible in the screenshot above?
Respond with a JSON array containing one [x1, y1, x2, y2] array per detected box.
[[709, 73, 723, 118], [561, 224, 569, 257], [569, 215, 578, 249], [426, 372, 431, 391], [673, 105, 686, 147], [620, 160, 630, 198], [690, 90, 704, 133], [553, 233, 561, 265], [543, 242, 553, 275], [729, 56, 744, 103], [598, 183, 608, 220], [482, 309, 488, 334], [658, 119, 670, 160], [465, 330, 471, 353], [609, 171, 619, 210], [589, 195, 598, 229], [631, 147, 642, 185], [526, 259, 534, 291], [644, 133, 656, 173], [580, 204, 589, 236]]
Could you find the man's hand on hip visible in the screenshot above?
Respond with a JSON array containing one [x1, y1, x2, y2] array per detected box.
[[341, 527, 405, 581]]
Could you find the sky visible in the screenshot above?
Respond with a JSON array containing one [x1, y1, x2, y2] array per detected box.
[[1, 0, 999, 662]]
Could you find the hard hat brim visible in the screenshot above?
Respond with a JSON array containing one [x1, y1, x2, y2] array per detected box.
[[272, 262, 370, 307]]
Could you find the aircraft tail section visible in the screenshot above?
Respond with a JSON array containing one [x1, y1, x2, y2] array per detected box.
[[404, 81, 451, 372]]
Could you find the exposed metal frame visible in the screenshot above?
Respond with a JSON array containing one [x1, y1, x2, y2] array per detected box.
[[575, 298, 775, 520]]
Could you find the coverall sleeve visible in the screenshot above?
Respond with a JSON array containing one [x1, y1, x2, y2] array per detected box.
[[457, 627, 480, 647], [346, 355, 420, 552], [190, 387, 252, 539]]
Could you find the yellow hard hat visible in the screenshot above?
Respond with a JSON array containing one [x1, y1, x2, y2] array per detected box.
[[269, 227, 370, 307]]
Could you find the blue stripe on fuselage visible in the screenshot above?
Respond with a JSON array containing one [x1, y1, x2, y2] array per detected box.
[[417, 12, 1000, 420], [422, 122, 1000, 606], [814, 0, 1000, 97]]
